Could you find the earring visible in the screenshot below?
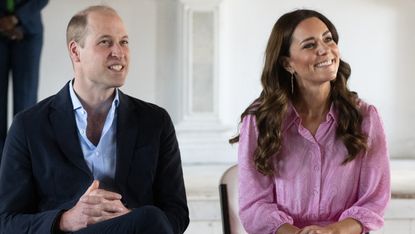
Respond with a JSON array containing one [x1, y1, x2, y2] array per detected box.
[[290, 73, 294, 94]]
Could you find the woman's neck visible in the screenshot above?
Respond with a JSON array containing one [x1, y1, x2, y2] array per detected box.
[[293, 83, 331, 135]]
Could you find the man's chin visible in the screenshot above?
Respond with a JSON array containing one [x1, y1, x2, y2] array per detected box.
[[113, 83, 125, 89], [110, 78, 126, 88]]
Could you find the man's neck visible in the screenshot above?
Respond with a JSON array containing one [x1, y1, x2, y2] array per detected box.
[[72, 79, 117, 145], [72, 79, 116, 115]]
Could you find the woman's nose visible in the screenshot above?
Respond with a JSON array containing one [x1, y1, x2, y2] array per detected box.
[[316, 42, 328, 55]]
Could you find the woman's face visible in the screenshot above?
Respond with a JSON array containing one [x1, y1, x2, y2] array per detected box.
[[284, 17, 340, 89]]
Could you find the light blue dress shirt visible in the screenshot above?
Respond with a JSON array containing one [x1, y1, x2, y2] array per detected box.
[[69, 81, 119, 191]]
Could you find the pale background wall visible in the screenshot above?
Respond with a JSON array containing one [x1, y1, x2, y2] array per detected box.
[[4, 1, 415, 232], [38, 0, 158, 103], [219, 0, 415, 159], [7, 0, 415, 163]]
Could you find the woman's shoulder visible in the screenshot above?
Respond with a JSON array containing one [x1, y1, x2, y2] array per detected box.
[[356, 99, 385, 134], [356, 98, 379, 117], [241, 114, 257, 126]]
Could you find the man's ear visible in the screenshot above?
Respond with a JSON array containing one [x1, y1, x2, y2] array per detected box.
[[281, 56, 293, 74], [68, 40, 81, 63]]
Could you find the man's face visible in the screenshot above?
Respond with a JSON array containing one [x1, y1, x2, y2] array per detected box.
[[76, 11, 129, 89]]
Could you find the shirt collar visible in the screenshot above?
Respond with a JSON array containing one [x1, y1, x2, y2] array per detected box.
[[282, 101, 337, 131], [282, 102, 299, 132], [68, 79, 120, 111], [326, 102, 337, 122]]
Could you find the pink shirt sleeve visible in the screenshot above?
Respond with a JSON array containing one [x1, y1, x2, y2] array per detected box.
[[237, 104, 390, 233], [339, 105, 391, 233], [238, 115, 293, 234]]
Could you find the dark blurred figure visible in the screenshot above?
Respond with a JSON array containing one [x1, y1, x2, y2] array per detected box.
[[0, 0, 49, 156]]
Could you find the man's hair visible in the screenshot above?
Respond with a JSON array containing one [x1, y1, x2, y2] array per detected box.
[[66, 5, 117, 47]]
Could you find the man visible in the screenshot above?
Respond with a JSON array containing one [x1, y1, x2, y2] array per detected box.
[[0, 5, 189, 234], [0, 0, 48, 156]]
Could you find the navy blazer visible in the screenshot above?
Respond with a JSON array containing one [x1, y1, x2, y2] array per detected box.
[[0, 83, 189, 233], [0, 0, 49, 35]]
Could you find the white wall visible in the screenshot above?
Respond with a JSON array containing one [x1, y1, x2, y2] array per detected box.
[[31, 0, 415, 162], [219, 0, 415, 159], [40, 0, 158, 103]]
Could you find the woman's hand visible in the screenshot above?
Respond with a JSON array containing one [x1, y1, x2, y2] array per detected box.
[[276, 223, 301, 234], [296, 225, 336, 234], [295, 218, 362, 234]]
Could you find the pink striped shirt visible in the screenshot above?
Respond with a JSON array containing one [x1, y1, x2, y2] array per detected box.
[[238, 101, 390, 234]]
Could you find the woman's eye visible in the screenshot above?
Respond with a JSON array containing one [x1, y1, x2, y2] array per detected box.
[[324, 37, 333, 43], [303, 43, 315, 49]]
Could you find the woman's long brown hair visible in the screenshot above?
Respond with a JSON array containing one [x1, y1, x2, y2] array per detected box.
[[230, 9, 367, 176]]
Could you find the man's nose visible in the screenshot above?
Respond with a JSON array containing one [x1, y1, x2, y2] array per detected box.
[[110, 44, 124, 58]]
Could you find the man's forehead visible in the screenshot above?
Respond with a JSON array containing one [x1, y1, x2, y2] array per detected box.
[[87, 10, 120, 24], [85, 12, 128, 37], [88, 9, 118, 18]]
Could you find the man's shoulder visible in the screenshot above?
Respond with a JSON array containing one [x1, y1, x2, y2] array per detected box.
[[16, 94, 57, 119], [120, 92, 169, 117], [17, 82, 72, 118]]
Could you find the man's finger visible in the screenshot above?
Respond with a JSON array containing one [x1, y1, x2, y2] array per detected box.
[[101, 202, 126, 213], [84, 180, 100, 195], [80, 197, 125, 212], [86, 212, 119, 225], [88, 189, 122, 200], [79, 195, 103, 204], [82, 206, 104, 217]]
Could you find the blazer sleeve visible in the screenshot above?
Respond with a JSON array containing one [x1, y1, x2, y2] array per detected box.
[[14, 0, 48, 26], [0, 113, 62, 234], [9, 0, 48, 35], [339, 105, 391, 232], [153, 109, 189, 234], [238, 115, 294, 234]]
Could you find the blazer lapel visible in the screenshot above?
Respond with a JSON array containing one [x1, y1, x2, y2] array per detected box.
[[115, 92, 139, 186], [49, 82, 92, 177]]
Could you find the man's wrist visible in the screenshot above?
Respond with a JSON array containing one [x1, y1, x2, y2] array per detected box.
[[52, 210, 67, 234]]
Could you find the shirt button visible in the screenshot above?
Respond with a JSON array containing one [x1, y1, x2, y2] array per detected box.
[[95, 152, 99, 156], [313, 189, 319, 195], [313, 165, 320, 171]]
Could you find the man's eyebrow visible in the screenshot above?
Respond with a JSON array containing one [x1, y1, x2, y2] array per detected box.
[[97, 35, 111, 40], [97, 35, 129, 39]]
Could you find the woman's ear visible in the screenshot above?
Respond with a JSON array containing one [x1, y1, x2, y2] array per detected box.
[[281, 56, 293, 74]]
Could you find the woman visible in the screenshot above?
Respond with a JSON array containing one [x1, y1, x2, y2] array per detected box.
[[230, 9, 390, 234]]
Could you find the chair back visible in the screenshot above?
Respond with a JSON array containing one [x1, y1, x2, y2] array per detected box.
[[219, 165, 370, 234], [219, 165, 248, 234]]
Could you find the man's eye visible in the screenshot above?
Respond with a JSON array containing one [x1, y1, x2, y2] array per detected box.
[[100, 40, 111, 46], [121, 40, 129, 46]]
